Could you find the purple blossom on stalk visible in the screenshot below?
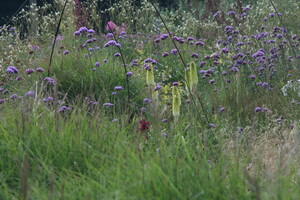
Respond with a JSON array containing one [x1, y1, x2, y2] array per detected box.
[[209, 79, 215, 84], [195, 41, 204, 46], [213, 11, 220, 18], [0, 99, 5, 104], [58, 106, 72, 112], [114, 86, 123, 91], [162, 52, 169, 57], [187, 37, 194, 41], [88, 47, 94, 52], [255, 107, 262, 112], [25, 69, 34, 74], [36, 68, 44, 72], [219, 107, 225, 112], [86, 39, 93, 43], [162, 119, 168, 123], [16, 76, 22, 81], [79, 27, 88, 32], [227, 11, 235, 15], [6, 66, 18, 74], [25, 91, 35, 97], [160, 34, 169, 40], [95, 62, 100, 67], [87, 29, 95, 33], [221, 48, 229, 53], [154, 38, 161, 43], [43, 97, 54, 102], [44, 77, 56, 85], [143, 98, 151, 104], [171, 49, 177, 55], [126, 71, 133, 77], [103, 103, 114, 107], [114, 53, 121, 57], [74, 31, 80, 36], [172, 82, 179, 86], [106, 33, 114, 38], [63, 50, 69, 55], [10, 94, 18, 99], [208, 123, 216, 128], [154, 85, 161, 91], [269, 13, 275, 17], [199, 62, 206, 68], [250, 74, 256, 79], [191, 53, 199, 58]]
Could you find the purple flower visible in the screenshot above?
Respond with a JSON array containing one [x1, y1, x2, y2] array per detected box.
[[114, 86, 123, 91], [171, 49, 177, 55], [25, 91, 35, 97], [114, 53, 121, 57], [0, 99, 5, 104], [154, 85, 161, 91], [112, 118, 119, 122], [63, 50, 69, 55], [221, 48, 229, 53], [162, 52, 169, 57], [103, 103, 114, 107], [44, 77, 56, 85], [195, 41, 204, 46], [160, 34, 169, 40], [16, 76, 22, 81], [228, 11, 235, 15], [36, 68, 44, 72], [250, 74, 256, 79], [10, 94, 18, 99], [143, 98, 151, 104], [74, 31, 80, 36], [79, 27, 88, 32], [191, 53, 199, 58], [88, 29, 95, 33], [106, 33, 114, 38], [208, 123, 216, 128], [43, 97, 54, 102], [6, 66, 18, 74], [219, 107, 225, 112], [269, 13, 275, 17], [95, 62, 100, 67], [58, 106, 72, 112], [162, 119, 168, 123], [255, 107, 262, 112], [126, 71, 133, 77], [88, 47, 94, 52], [172, 82, 179, 86], [209, 79, 215, 84], [25, 68, 34, 74]]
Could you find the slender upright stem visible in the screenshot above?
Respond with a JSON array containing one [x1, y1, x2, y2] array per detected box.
[[48, 0, 68, 77]]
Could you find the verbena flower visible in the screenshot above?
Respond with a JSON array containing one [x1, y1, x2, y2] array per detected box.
[[6, 66, 18, 74], [103, 103, 114, 107], [126, 71, 133, 77], [114, 86, 123, 91], [25, 91, 35, 97], [44, 77, 56, 85], [36, 68, 44, 72], [63, 50, 69, 55], [25, 69, 34, 74]]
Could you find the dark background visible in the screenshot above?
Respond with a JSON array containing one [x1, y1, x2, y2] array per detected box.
[[0, 0, 181, 26]]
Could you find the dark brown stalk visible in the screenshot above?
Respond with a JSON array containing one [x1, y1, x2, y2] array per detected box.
[[48, 0, 68, 77], [149, 0, 209, 123]]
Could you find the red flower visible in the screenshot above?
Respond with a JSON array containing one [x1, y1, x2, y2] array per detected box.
[[139, 120, 150, 131]]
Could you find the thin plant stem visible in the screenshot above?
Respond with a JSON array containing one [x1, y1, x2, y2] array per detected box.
[[48, 0, 68, 77]]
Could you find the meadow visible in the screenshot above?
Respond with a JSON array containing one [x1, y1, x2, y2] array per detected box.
[[0, 0, 300, 199]]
